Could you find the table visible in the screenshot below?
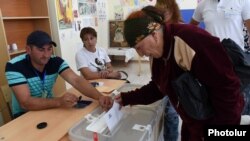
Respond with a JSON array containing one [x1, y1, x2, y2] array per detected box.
[[107, 48, 142, 76], [107, 48, 136, 64], [0, 79, 126, 141]]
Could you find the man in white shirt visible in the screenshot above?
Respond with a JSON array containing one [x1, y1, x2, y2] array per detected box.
[[190, 0, 250, 115], [190, 0, 250, 51]]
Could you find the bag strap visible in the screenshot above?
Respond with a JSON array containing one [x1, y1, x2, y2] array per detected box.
[[118, 71, 130, 83]]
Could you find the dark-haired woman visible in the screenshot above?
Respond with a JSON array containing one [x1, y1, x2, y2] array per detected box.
[[75, 27, 121, 80]]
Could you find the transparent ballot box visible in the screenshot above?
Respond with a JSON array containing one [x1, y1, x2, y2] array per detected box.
[[68, 106, 162, 141], [69, 84, 165, 141]]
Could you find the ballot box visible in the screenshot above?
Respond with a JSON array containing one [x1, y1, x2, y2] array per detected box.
[[69, 106, 160, 141], [68, 84, 165, 141]]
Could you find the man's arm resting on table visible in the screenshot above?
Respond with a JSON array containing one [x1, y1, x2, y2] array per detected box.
[[79, 67, 102, 80], [105, 62, 121, 79], [60, 68, 102, 100], [60, 68, 113, 110], [79, 63, 120, 80], [11, 84, 77, 111]]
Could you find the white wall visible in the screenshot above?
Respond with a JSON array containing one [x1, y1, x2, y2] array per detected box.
[[107, 0, 157, 20], [48, 0, 82, 89], [96, 0, 109, 49], [177, 0, 198, 9], [48, 0, 110, 89]]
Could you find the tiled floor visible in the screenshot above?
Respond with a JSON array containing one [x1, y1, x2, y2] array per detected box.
[[112, 60, 182, 141]]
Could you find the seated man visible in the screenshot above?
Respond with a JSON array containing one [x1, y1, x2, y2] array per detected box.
[[5, 30, 112, 118], [75, 27, 121, 80]]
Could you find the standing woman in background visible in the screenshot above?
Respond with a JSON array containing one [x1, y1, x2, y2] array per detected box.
[[190, 0, 250, 52], [155, 0, 183, 24], [190, 0, 250, 115]]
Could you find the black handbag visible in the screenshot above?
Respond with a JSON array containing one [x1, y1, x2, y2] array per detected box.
[[221, 38, 250, 90], [172, 72, 214, 120]]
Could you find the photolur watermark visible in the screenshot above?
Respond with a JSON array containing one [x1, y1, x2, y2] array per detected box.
[[208, 129, 247, 136]]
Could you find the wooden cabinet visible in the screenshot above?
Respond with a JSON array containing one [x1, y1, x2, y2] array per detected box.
[[0, 0, 51, 59], [0, 0, 51, 85], [0, 0, 66, 124]]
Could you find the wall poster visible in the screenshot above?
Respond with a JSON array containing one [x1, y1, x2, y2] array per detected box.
[[56, 0, 73, 29], [109, 21, 129, 48], [78, 0, 97, 16]]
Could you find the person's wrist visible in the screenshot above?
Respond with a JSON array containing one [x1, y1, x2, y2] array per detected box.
[[96, 92, 103, 100], [98, 72, 102, 78], [55, 97, 62, 107]]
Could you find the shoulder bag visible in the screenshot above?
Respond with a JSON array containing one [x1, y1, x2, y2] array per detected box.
[[172, 72, 214, 120]]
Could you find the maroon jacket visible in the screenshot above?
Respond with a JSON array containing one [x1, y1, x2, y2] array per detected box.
[[121, 24, 244, 141]]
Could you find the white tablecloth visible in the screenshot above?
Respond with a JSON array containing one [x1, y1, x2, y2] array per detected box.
[[107, 48, 136, 63]]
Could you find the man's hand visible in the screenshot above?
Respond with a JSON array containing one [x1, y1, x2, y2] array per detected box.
[[99, 70, 110, 78], [59, 92, 78, 108], [107, 72, 121, 79], [98, 95, 113, 111]]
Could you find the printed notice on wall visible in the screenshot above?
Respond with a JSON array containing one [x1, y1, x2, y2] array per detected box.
[[97, 0, 107, 21]]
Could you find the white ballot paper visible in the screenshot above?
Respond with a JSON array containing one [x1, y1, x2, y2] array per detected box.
[[104, 101, 124, 133], [86, 112, 107, 134]]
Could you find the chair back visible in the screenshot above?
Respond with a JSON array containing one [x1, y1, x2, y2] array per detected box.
[[0, 85, 12, 124]]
